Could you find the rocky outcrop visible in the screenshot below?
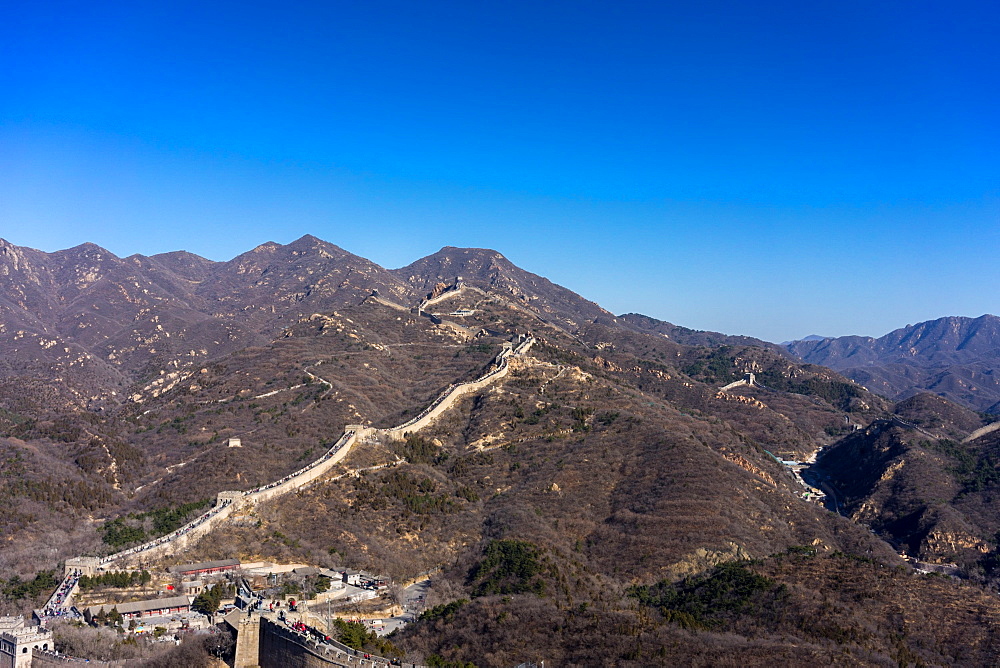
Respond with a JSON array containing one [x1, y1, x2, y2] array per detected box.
[[662, 542, 752, 581], [428, 282, 449, 300], [721, 452, 776, 486], [715, 391, 767, 410], [921, 531, 989, 560]]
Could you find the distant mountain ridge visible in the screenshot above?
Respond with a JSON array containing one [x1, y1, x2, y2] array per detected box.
[[0, 235, 413, 408], [0, 236, 641, 409], [781, 334, 829, 346], [785, 315, 1000, 412], [618, 312, 779, 349]]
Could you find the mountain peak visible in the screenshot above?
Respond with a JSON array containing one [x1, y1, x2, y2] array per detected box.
[[436, 245, 504, 255], [424, 246, 508, 265], [59, 241, 116, 257], [285, 234, 350, 258], [244, 240, 282, 255], [780, 334, 829, 346]]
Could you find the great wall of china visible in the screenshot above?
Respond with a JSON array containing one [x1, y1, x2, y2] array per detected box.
[[963, 421, 1000, 443], [25, 286, 537, 666], [63, 333, 535, 579], [225, 615, 430, 668]]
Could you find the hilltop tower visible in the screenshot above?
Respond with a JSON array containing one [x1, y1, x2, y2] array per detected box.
[[64, 556, 100, 577]]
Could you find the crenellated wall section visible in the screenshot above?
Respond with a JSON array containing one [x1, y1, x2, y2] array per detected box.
[[91, 430, 359, 571], [379, 336, 533, 441], [245, 616, 427, 668], [72, 336, 534, 574]]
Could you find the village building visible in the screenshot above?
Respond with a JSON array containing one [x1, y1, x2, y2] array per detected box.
[[342, 569, 366, 586], [167, 558, 240, 578], [84, 595, 192, 622], [181, 580, 205, 596]]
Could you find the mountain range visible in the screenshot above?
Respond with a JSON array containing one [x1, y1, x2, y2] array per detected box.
[[3, 236, 1000, 665], [785, 314, 1000, 413]]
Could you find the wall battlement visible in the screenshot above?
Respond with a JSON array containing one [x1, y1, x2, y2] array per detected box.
[[65, 336, 534, 581]]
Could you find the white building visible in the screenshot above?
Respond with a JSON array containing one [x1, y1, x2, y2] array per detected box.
[[0, 616, 54, 668]]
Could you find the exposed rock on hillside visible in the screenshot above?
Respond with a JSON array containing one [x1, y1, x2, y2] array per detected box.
[[814, 397, 1000, 572]]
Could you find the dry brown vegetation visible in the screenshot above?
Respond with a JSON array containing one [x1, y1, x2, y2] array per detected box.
[[817, 398, 1000, 583], [50, 620, 229, 666], [6, 239, 1000, 665]]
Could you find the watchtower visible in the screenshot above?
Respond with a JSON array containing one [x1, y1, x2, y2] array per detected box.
[[346, 425, 376, 440], [0, 619, 53, 668], [64, 556, 100, 577]]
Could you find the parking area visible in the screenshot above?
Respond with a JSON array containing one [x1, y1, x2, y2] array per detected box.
[[377, 579, 430, 636]]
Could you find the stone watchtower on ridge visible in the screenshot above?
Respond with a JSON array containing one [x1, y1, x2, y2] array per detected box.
[[64, 556, 100, 577]]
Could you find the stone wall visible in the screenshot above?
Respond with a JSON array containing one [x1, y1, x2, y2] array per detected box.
[[81, 337, 533, 574], [380, 337, 533, 441], [246, 431, 358, 505], [420, 284, 465, 309], [368, 296, 410, 313], [32, 652, 134, 667], [258, 618, 341, 668], [257, 618, 424, 668], [231, 616, 261, 668], [109, 500, 239, 570], [102, 431, 358, 570], [964, 421, 1000, 443]]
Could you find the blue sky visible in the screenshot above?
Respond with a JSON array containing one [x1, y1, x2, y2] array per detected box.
[[1, 0, 997, 342]]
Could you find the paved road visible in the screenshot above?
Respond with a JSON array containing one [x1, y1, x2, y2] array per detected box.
[[378, 579, 431, 636]]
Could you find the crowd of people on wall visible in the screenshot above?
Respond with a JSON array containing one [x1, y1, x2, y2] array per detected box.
[[393, 384, 460, 431], [39, 570, 82, 619], [279, 616, 402, 667], [243, 430, 355, 496]]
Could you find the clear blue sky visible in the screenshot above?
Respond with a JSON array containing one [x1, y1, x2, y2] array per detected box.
[[1, 1, 997, 342]]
